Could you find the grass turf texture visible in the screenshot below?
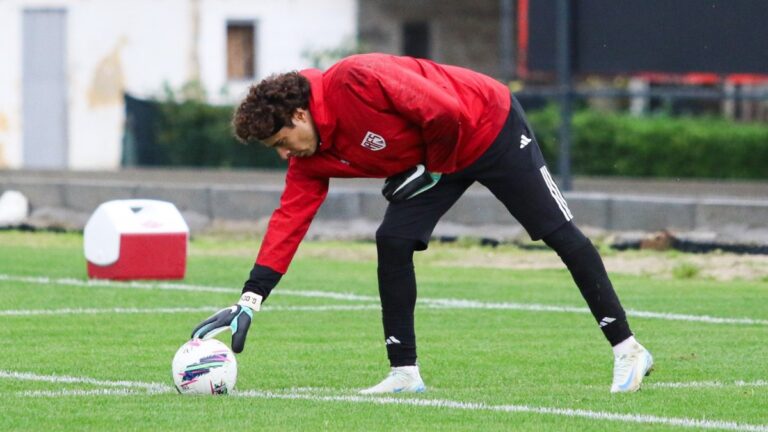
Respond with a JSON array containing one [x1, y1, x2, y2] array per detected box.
[[0, 231, 766, 431]]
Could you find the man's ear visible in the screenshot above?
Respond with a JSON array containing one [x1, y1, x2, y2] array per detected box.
[[294, 108, 310, 122]]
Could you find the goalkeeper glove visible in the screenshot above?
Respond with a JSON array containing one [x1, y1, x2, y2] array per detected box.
[[382, 164, 442, 202], [191, 292, 262, 353]]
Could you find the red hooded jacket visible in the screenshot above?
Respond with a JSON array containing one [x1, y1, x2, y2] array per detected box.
[[256, 54, 511, 273]]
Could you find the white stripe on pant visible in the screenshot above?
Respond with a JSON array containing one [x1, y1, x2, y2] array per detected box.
[[539, 166, 574, 221]]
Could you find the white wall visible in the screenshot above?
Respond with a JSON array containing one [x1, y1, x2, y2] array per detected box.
[[0, 0, 357, 170], [67, 0, 193, 170], [0, 1, 24, 169], [199, 0, 357, 103]]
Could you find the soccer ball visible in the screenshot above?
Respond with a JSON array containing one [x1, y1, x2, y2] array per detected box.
[[172, 338, 237, 395]]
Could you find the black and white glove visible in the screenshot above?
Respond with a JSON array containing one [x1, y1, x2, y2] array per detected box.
[[382, 164, 442, 203], [190, 264, 282, 353], [191, 292, 262, 353]]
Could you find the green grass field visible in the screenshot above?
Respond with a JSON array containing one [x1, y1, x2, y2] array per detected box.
[[0, 231, 766, 431]]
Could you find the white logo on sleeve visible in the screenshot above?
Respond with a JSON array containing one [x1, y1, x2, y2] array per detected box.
[[361, 131, 387, 151], [599, 317, 616, 328], [520, 134, 532, 149]]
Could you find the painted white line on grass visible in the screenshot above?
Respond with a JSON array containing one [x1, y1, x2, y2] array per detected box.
[[18, 389, 145, 397], [2, 273, 767, 326], [235, 390, 768, 432], [623, 309, 768, 326], [0, 370, 173, 393], [422, 298, 768, 326], [0, 306, 219, 316], [0, 305, 381, 316], [0, 274, 237, 294], [650, 380, 768, 389], [5, 369, 766, 432], [278, 290, 377, 302], [269, 305, 381, 312], [0, 274, 375, 301]]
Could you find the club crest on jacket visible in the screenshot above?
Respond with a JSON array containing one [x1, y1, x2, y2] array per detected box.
[[361, 131, 387, 151]]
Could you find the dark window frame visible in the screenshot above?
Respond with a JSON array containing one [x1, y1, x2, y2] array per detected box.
[[226, 20, 258, 81]]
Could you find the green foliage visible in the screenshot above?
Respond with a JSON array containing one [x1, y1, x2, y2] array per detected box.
[[527, 106, 768, 179], [147, 84, 768, 176], [151, 83, 286, 169]]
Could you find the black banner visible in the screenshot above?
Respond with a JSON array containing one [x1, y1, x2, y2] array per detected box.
[[523, 0, 768, 75]]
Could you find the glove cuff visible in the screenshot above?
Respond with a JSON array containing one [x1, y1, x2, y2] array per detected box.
[[238, 292, 263, 312], [243, 264, 283, 300]]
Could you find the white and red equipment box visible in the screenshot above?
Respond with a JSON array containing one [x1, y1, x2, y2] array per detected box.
[[84, 199, 189, 280]]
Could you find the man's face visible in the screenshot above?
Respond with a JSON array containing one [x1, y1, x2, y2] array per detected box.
[[262, 109, 319, 160]]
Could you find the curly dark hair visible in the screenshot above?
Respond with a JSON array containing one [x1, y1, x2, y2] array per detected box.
[[232, 72, 311, 143]]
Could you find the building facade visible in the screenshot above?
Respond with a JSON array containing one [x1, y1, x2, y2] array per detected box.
[[0, 0, 356, 169], [358, 0, 505, 78]]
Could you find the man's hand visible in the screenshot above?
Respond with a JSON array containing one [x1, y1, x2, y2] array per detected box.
[[382, 164, 442, 202], [191, 292, 263, 353]]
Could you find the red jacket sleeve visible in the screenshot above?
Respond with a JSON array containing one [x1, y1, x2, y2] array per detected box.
[[255, 161, 329, 274], [346, 59, 463, 173]]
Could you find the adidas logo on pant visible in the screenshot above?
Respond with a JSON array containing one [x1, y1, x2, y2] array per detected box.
[[520, 134, 532, 148], [385, 336, 401, 345], [599, 317, 616, 328]]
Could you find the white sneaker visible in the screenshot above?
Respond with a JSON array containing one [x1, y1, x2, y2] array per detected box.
[[610, 342, 654, 393], [359, 366, 426, 394]]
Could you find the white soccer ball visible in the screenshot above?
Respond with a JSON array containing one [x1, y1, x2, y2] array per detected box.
[[172, 338, 237, 395]]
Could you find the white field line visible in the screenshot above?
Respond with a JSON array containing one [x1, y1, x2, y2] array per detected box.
[[621, 309, 768, 326], [0, 305, 381, 316], [4, 368, 765, 394], [0, 306, 219, 316], [649, 380, 768, 389], [421, 298, 768, 326], [0, 370, 172, 393], [3, 370, 766, 432], [234, 390, 768, 432], [1, 273, 767, 326], [19, 389, 145, 397]]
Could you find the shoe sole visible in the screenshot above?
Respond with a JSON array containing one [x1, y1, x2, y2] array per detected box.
[[393, 387, 426, 393], [360, 383, 426, 395]]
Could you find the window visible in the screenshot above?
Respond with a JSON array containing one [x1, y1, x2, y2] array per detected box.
[[402, 21, 431, 59], [227, 21, 256, 80]]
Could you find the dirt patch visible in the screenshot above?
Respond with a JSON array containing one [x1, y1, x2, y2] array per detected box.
[[429, 248, 768, 282], [190, 236, 768, 282]]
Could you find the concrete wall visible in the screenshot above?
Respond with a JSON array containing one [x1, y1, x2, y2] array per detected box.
[[358, 0, 501, 76], [3, 175, 767, 245], [0, 0, 356, 170]]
